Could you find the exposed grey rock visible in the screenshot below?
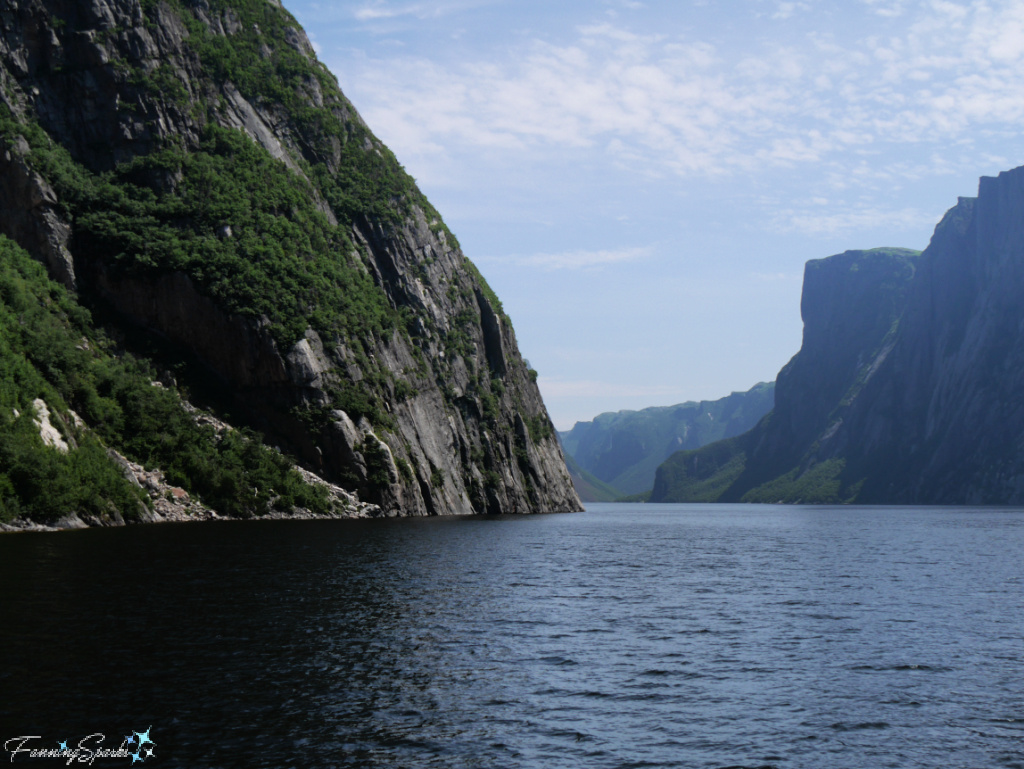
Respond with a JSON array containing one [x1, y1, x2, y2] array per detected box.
[[0, 0, 581, 519], [220, 81, 301, 172], [286, 332, 331, 389], [0, 133, 75, 286], [651, 248, 921, 504], [223, 9, 242, 35], [284, 26, 314, 58], [31, 398, 69, 453], [840, 167, 1024, 502], [0, 0, 577, 520], [477, 289, 508, 377]]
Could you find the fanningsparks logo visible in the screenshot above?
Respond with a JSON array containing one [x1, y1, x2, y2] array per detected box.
[[4, 728, 156, 764]]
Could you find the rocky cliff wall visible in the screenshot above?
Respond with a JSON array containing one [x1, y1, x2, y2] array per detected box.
[[652, 248, 920, 503], [0, 0, 580, 515], [655, 166, 1024, 504], [836, 168, 1024, 502]]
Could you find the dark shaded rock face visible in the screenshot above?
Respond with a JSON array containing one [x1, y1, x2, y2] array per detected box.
[[777, 250, 917, 446], [0, 0, 581, 515], [655, 166, 1024, 504], [843, 170, 1024, 502], [0, 131, 74, 286], [651, 248, 920, 503]]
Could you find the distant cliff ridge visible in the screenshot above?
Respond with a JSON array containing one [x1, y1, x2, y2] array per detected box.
[[0, 0, 580, 524], [560, 382, 774, 499], [654, 168, 1024, 504]]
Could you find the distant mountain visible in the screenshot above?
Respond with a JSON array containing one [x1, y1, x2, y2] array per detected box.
[[559, 383, 775, 499], [653, 167, 1024, 504]]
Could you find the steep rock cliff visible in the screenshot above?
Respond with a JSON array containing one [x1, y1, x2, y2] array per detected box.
[[839, 169, 1024, 502], [651, 248, 921, 503], [655, 167, 1024, 504], [0, 0, 580, 516]]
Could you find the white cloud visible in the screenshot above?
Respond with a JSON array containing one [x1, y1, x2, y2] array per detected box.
[[771, 205, 933, 237], [529, 247, 649, 270], [336, 0, 1024, 189], [773, 2, 813, 20], [481, 246, 652, 270], [352, 0, 492, 21], [343, 29, 792, 178], [860, 0, 910, 18], [353, 6, 402, 20]]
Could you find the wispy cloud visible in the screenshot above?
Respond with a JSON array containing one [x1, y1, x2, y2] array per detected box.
[[773, 2, 813, 20], [339, 1, 1024, 188], [749, 271, 803, 282], [771, 205, 933, 237], [860, 0, 910, 18], [483, 246, 652, 270], [352, 0, 492, 21], [353, 4, 406, 20]]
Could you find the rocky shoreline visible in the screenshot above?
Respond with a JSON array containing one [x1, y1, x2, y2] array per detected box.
[[0, 455, 385, 534]]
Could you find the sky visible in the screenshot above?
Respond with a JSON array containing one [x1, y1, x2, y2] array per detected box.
[[282, 0, 1024, 430]]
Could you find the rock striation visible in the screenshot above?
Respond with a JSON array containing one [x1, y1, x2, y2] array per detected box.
[[0, 0, 580, 517]]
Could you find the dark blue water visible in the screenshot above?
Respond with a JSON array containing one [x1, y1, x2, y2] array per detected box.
[[1, 504, 1022, 768]]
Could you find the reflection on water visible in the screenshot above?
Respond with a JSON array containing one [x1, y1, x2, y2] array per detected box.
[[1, 505, 1023, 768]]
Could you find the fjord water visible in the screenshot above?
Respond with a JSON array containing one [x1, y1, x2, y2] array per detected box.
[[2, 505, 1022, 769]]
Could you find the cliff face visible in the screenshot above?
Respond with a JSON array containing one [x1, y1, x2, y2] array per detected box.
[[655, 167, 1024, 504], [840, 170, 1024, 502], [0, 0, 580, 516], [652, 248, 920, 503], [772, 249, 919, 458]]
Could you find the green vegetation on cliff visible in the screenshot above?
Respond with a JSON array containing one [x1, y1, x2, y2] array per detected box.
[[0, 235, 330, 523], [0, 5, 417, 476], [165, 0, 437, 228], [0, 0, 581, 519], [651, 433, 856, 504], [5, 113, 394, 349], [0, 0, 506, 430]]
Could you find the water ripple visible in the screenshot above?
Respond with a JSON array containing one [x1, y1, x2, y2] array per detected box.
[[1, 504, 1023, 768]]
